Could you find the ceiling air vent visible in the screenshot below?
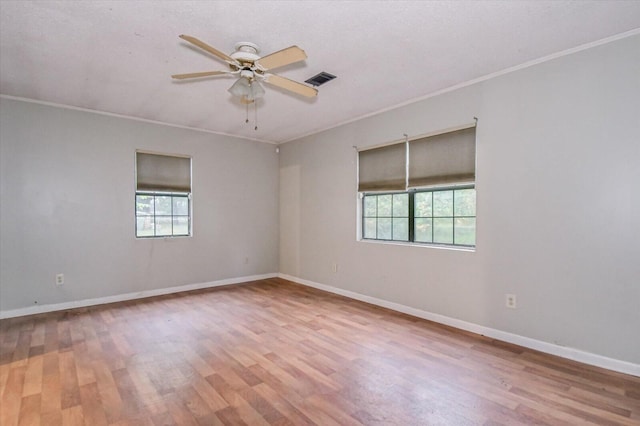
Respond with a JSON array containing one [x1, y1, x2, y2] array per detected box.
[[305, 72, 336, 87]]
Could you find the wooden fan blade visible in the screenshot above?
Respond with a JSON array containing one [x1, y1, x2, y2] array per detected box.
[[255, 46, 307, 71], [171, 70, 229, 80], [179, 34, 238, 65], [264, 74, 318, 98]]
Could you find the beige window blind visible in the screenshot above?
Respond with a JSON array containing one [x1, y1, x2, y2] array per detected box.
[[358, 142, 406, 192], [408, 127, 476, 188], [136, 152, 191, 192]]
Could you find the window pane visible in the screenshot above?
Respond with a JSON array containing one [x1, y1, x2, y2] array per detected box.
[[364, 218, 377, 239], [173, 217, 189, 235], [136, 195, 154, 215], [433, 218, 453, 244], [433, 191, 453, 217], [173, 196, 189, 216], [414, 192, 432, 217], [454, 189, 476, 217], [364, 196, 377, 217], [377, 195, 392, 217], [414, 218, 432, 243], [136, 217, 155, 237], [455, 218, 476, 246], [392, 193, 408, 217], [392, 218, 408, 241], [155, 196, 172, 215], [155, 216, 173, 236], [377, 218, 392, 240]]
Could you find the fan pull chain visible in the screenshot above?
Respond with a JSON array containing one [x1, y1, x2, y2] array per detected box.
[[245, 101, 249, 124], [254, 101, 258, 131]]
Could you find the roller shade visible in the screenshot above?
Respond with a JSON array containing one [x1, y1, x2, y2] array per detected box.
[[408, 127, 475, 188], [358, 142, 406, 191], [136, 152, 191, 192]]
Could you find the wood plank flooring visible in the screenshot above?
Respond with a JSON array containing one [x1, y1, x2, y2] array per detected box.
[[1, 278, 639, 425]]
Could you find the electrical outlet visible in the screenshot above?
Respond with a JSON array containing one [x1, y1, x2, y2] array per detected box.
[[55, 273, 64, 286], [505, 294, 517, 309]]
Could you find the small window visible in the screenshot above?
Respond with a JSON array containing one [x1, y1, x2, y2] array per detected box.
[[136, 192, 190, 237], [135, 152, 192, 238], [363, 193, 409, 241], [413, 187, 476, 246]]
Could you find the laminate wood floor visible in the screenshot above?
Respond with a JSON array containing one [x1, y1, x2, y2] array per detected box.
[[1, 278, 639, 425]]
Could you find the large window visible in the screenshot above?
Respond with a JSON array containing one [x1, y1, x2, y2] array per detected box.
[[135, 152, 192, 238], [362, 187, 475, 247], [358, 125, 476, 248]]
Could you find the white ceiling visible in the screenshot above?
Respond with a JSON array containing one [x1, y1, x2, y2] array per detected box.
[[2, 1, 640, 144]]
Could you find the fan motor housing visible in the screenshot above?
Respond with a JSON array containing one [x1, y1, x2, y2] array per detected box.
[[231, 42, 260, 63]]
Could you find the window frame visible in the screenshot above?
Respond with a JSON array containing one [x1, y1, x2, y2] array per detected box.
[[361, 184, 476, 248]]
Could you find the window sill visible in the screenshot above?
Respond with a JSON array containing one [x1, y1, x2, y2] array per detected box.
[[357, 238, 475, 253], [135, 235, 192, 241]]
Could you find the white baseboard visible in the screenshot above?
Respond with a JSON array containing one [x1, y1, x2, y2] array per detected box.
[[0, 273, 278, 320], [279, 273, 640, 378]]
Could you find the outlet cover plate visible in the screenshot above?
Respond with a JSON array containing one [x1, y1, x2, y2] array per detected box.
[[505, 294, 517, 309]]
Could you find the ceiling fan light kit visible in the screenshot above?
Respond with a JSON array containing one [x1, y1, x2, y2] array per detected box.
[[228, 75, 265, 101], [172, 35, 318, 130]]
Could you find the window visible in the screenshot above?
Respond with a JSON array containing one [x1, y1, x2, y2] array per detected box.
[[136, 192, 190, 237], [415, 188, 476, 245], [363, 193, 409, 241], [362, 187, 475, 247], [358, 125, 476, 248], [135, 152, 191, 238]]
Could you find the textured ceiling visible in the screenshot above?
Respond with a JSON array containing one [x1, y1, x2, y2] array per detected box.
[[1, 1, 640, 144]]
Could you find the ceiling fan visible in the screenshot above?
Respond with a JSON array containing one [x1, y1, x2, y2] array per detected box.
[[172, 35, 318, 104]]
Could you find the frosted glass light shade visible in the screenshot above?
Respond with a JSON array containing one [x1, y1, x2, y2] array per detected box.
[[228, 78, 251, 97], [249, 81, 265, 100], [228, 78, 265, 100]]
